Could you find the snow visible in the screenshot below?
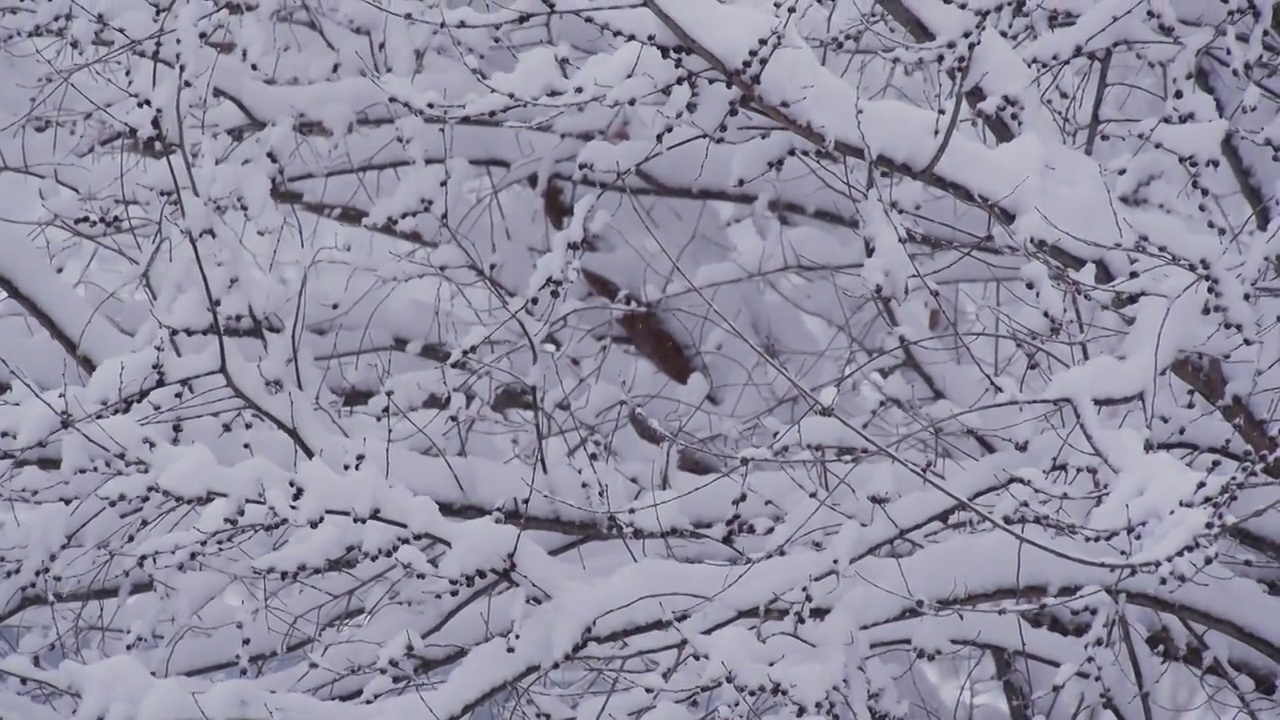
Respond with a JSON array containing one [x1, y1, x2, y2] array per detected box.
[[0, 0, 1277, 719]]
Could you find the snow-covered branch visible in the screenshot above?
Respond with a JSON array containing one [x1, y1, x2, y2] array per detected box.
[[1, 1, 1279, 719]]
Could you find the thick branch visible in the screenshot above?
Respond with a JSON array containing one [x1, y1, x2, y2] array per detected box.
[[0, 233, 132, 374]]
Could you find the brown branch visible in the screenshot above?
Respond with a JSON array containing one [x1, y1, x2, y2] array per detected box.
[[991, 649, 1032, 720], [543, 181, 571, 231], [268, 186, 435, 247], [1119, 617, 1156, 720], [0, 271, 105, 375], [1173, 355, 1279, 477], [1196, 62, 1271, 232], [1085, 50, 1113, 156], [627, 407, 724, 476], [876, 0, 1017, 144], [0, 577, 155, 625], [582, 268, 698, 386]]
